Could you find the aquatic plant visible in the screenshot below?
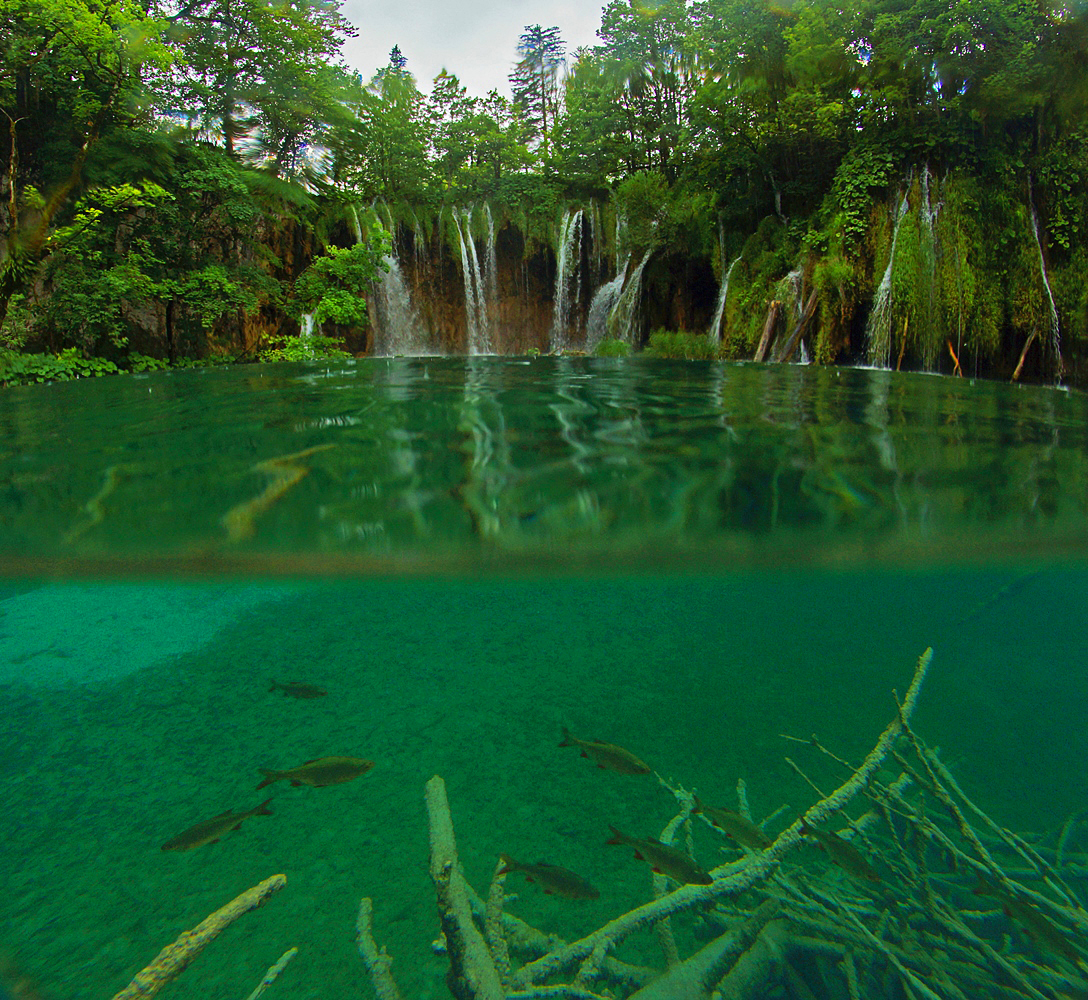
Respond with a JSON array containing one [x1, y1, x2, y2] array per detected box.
[[593, 337, 631, 358], [643, 330, 721, 361]]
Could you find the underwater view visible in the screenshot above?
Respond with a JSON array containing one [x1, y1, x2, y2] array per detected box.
[[1, 358, 1087, 1000]]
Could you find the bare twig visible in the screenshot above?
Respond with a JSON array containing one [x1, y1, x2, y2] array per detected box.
[[110, 875, 287, 1000]]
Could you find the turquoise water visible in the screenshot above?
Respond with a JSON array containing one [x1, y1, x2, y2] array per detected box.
[[1, 359, 1086, 1000]]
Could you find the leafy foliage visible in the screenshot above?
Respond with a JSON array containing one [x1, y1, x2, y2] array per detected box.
[[643, 330, 721, 360], [293, 223, 391, 328]]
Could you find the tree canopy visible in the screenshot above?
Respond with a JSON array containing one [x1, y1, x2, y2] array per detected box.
[[3, 0, 1088, 378]]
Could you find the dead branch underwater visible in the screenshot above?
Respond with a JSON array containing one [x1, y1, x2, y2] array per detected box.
[[106, 648, 1088, 1000]]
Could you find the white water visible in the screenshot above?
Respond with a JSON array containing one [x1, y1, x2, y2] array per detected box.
[[708, 223, 740, 342], [453, 209, 490, 355], [865, 191, 910, 368], [357, 204, 431, 356], [919, 167, 942, 371], [550, 209, 583, 351], [1028, 179, 1062, 373], [585, 257, 630, 351], [609, 250, 653, 345], [374, 255, 430, 356]]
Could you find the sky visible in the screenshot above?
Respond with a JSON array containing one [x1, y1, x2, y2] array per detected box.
[[338, 0, 606, 98]]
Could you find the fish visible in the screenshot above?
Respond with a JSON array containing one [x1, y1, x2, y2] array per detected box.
[[498, 854, 600, 900], [694, 798, 772, 850], [256, 756, 374, 790], [161, 798, 272, 851], [269, 679, 327, 699], [606, 826, 714, 885], [559, 727, 651, 775], [800, 820, 882, 884]]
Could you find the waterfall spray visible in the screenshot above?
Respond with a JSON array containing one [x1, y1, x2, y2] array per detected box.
[[609, 250, 653, 345], [919, 167, 942, 371], [865, 190, 910, 368], [1028, 177, 1062, 376], [550, 209, 584, 352], [586, 257, 629, 352], [453, 209, 493, 355]]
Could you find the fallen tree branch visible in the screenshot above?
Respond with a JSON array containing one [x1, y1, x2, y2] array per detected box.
[[110, 874, 287, 1000]]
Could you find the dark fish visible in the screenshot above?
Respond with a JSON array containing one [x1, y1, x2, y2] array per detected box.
[[498, 854, 600, 900], [800, 820, 881, 884], [256, 756, 374, 790], [161, 799, 272, 851], [606, 826, 714, 885], [694, 798, 772, 850], [269, 679, 327, 699], [560, 727, 651, 775]]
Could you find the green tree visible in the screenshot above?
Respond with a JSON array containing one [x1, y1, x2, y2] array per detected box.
[[152, 0, 353, 161], [509, 25, 565, 157], [326, 55, 432, 202], [595, 0, 694, 179], [294, 221, 391, 329], [0, 0, 167, 330]]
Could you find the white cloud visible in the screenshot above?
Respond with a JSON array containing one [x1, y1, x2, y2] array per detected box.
[[338, 0, 603, 96]]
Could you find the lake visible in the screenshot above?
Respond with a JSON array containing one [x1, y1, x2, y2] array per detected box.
[[1, 358, 1085, 1000]]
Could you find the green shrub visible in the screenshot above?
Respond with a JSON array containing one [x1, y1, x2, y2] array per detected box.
[[643, 329, 721, 360], [0, 348, 120, 385], [126, 353, 170, 373], [593, 337, 631, 357], [258, 335, 352, 363]]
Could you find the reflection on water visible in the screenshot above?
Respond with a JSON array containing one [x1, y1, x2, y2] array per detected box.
[[0, 358, 1085, 571], [0, 360, 1086, 1000]]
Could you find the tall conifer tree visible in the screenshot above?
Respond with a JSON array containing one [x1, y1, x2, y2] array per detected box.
[[509, 24, 565, 156]]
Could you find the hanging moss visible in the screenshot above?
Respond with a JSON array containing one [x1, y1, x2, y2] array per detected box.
[[721, 216, 799, 355], [811, 253, 860, 363]]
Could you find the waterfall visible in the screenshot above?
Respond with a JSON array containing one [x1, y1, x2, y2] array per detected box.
[[465, 209, 492, 354], [453, 209, 492, 355], [609, 250, 653, 345], [614, 212, 628, 272], [585, 257, 629, 352], [589, 201, 604, 277], [373, 254, 430, 356], [550, 209, 583, 352], [708, 221, 739, 342], [919, 167, 941, 370], [865, 191, 910, 368], [301, 312, 317, 341], [1028, 178, 1062, 373], [356, 203, 431, 356]]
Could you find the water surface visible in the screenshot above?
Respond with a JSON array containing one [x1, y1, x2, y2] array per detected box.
[[0, 359, 1085, 1000]]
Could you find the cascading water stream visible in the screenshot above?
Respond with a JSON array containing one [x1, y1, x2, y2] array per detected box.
[[466, 209, 492, 354], [609, 250, 653, 345], [585, 257, 629, 352], [1028, 177, 1062, 374], [453, 211, 481, 353], [919, 167, 942, 370], [373, 255, 429, 356], [359, 204, 430, 356], [549, 209, 583, 352], [708, 222, 739, 342], [865, 191, 910, 368]]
